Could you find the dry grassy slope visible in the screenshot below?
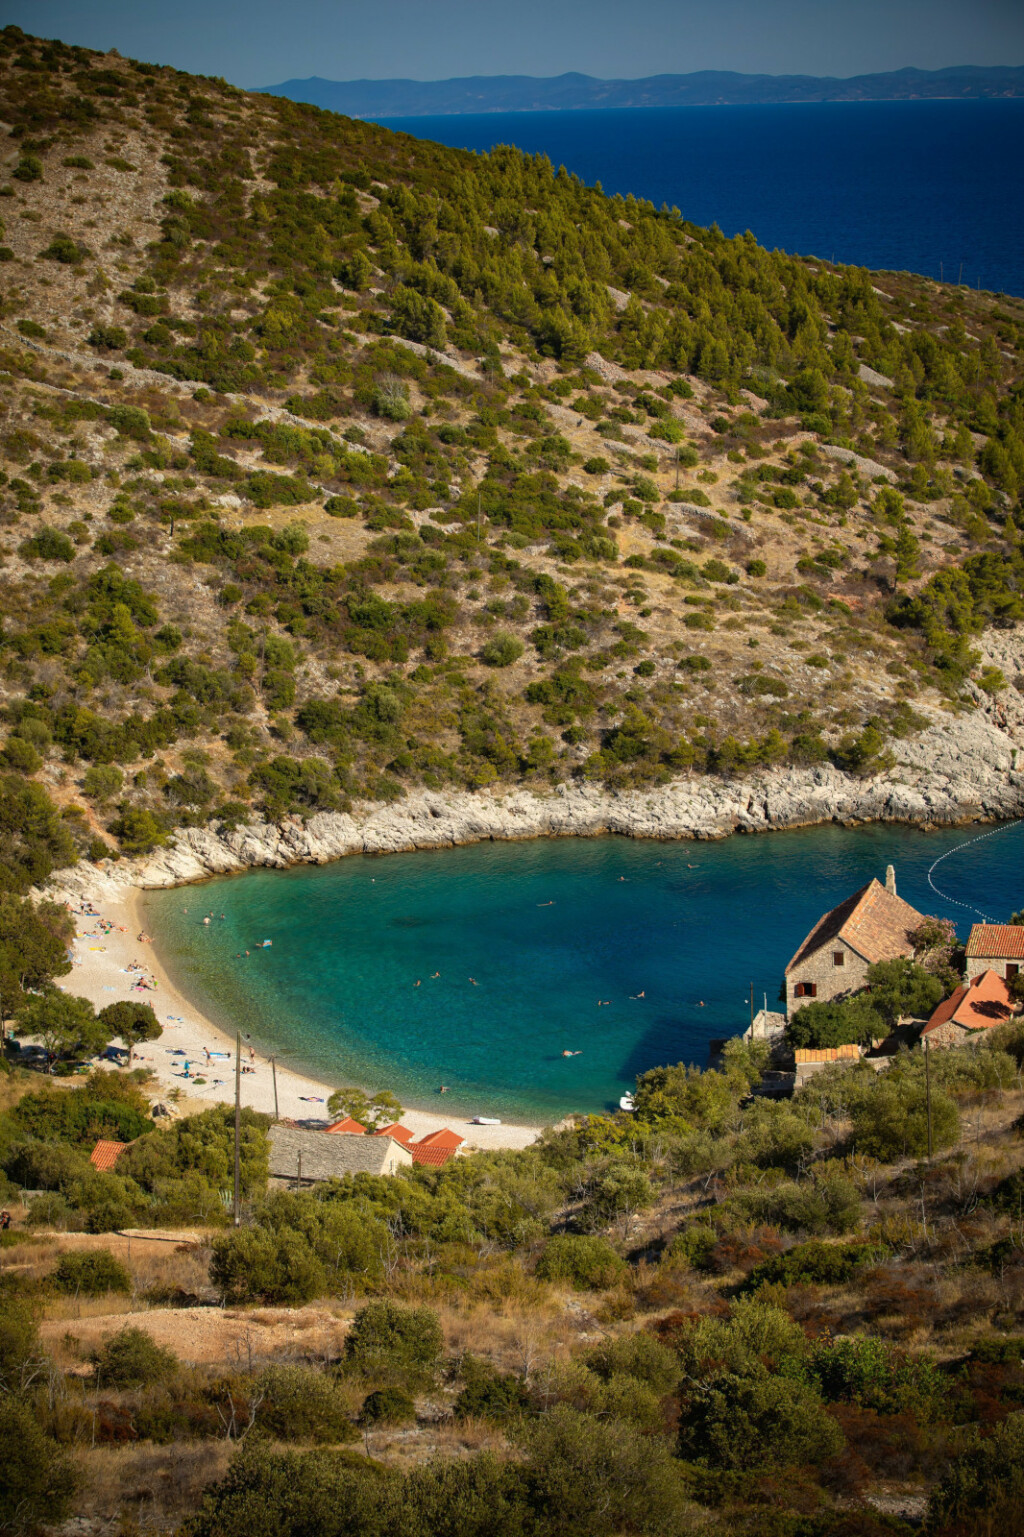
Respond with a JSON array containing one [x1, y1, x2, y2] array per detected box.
[[0, 36, 1021, 837]]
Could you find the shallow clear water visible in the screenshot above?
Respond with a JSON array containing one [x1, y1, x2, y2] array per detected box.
[[142, 821, 1024, 1124], [376, 101, 1024, 298]]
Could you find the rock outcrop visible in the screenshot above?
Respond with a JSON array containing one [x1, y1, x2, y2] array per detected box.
[[45, 702, 1024, 904]]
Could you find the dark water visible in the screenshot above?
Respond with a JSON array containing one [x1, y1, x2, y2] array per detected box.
[[376, 101, 1024, 298], [144, 820, 1023, 1124]]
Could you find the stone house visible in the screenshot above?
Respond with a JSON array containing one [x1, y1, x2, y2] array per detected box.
[[964, 924, 1024, 983], [267, 1123, 413, 1187], [920, 969, 1018, 1049], [785, 868, 925, 1017]]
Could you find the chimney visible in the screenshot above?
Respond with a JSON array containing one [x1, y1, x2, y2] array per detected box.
[[885, 865, 896, 896]]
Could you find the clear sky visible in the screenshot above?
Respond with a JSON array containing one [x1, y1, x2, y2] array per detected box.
[[5, 0, 1024, 87]]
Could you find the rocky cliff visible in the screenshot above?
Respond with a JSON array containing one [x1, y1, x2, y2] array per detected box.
[[45, 693, 1023, 904]]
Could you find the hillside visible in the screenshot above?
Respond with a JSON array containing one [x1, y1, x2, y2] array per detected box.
[[256, 65, 1024, 118], [0, 21, 1021, 874], [5, 1016, 1024, 1535]]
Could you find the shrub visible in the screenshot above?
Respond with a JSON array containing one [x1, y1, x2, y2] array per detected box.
[[92, 1325, 178, 1387], [19, 528, 75, 563], [678, 1368, 844, 1470], [210, 1227, 326, 1305], [88, 324, 128, 351], [0, 738, 42, 775], [40, 234, 87, 264], [585, 1332, 679, 1394], [0, 1298, 42, 1392], [743, 1240, 872, 1291], [480, 632, 524, 667], [928, 1409, 1024, 1531], [852, 1072, 959, 1159], [455, 1356, 532, 1422], [344, 1301, 444, 1384], [51, 1248, 132, 1297], [256, 1364, 359, 1442], [0, 1398, 78, 1534], [807, 1334, 947, 1418], [583, 456, 610, 475], [360, 1386, 416, 1426], [535, 1234, 627, 1290], [13, 155, 43, 183]]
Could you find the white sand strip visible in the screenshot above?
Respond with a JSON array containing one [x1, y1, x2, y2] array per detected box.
[[53, 889, 542, 1152]]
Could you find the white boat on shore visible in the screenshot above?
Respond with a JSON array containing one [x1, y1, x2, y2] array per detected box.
[[470, 1116, 502, 1125]]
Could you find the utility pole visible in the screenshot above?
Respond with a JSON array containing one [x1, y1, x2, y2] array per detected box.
[[270, 1055, 279, 1121], [674, 442, 680, 491], [924, 1033, 933, 1159], [233, 1029, 242, 1227]]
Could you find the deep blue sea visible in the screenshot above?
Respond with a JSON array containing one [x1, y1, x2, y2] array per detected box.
[[375, 101, 1024, 298], [144, 820, 1024, 1124]]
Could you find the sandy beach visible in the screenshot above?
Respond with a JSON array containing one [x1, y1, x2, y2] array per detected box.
[[55, 888, 542, 1152]]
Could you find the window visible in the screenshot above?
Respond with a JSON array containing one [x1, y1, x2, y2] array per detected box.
[[832, 951, 845, 967], [1008, 963, 1020, 980], [794, 981, 817, 998]]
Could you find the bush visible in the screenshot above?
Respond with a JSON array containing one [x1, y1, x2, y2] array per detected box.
[[92, 1325, 178, 1387], [257, 1364, 359, 1442], [807, 1334, 947, 1418], [51, 1248, 132, 1297], [535, 1234, 627, 1290], [583, 456, 610, 475], [678, 1368, 844, 1470], [360, 1386, 416, 1426], [455, 1356, 531, 1423], [0, 1398, 78, 1534], [0, 1298, 42, 1392], [40, 234, 86, 264], [480, 632, 524, 667], [851, 1072, 959, 1159], [88, 324, 128, 351], [0, 738, 42, 775], [928, 1409, 1024, 1531], [344, 1301, 444, 1384], [19, 528, 75, 563], [210, 1227, 326, 1305], [743, 1240, 872, 1291], [585, 1332, 679, 1394], [13, 155, 43, 183]]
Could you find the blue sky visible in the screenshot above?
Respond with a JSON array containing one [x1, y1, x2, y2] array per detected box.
[[6, 0, 1024, 86]]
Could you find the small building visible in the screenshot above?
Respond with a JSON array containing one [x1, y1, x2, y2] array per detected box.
[[785, 868, 925, 1017], [268, 1124, 413, 1186], [90, 1140, 130, 1172], [965, 924, 1024, 983], [372, 1123, 465, 1167], [920, 969, 1018, 1049]]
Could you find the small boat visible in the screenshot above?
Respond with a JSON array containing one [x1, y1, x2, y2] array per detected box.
[[619, 1093, 636, 1113], [470, 1116, 502, 1126]]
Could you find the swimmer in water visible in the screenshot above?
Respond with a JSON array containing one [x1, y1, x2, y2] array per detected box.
[[438, 1084, 448, 1094], [431, 971, 440, 978], [414, 980, 421, 987], [630, 991, 646, 999], [469, 978, 478, 986]]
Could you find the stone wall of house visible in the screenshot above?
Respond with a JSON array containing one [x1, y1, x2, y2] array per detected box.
[[924, 1019, 973, 1049], [786, 937, 867, 1016], [966, 956, 1022, 982]]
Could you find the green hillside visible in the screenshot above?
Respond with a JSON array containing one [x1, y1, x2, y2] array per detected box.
[[0, 20, 1021, 848]]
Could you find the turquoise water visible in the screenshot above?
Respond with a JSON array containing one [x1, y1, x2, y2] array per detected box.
[[143, 822, 1024, 1124]]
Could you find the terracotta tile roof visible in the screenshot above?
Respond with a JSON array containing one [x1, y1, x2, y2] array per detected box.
[[923, 969, 1017, 1037], [966, 924, 1024, 960], [90, 1140, 129, 1171], [410, 1142, 457, 1167], [372, 1123, 415, 1143], [415, 1128, 465, 1150], [786, 878, 925, 973], [793, 1045, 862, 1063], [324, 1117, 367, 1135]]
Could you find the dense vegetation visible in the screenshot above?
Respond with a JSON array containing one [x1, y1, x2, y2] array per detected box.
[[5, 1017, 1024, 1534]]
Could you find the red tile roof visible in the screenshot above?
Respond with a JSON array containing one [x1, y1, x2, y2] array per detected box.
[[787, 878, 925, 973], [923, 969, 1017, 1037], [372, 1124, 415, 1143], [410, 1143, 457, 1167], [324, 1117, 367, 1135], [90, 1140, 129, 1171], [415, 1128, 465, 1150], [966, 924, 1024, 960], [794, 1045, 862, 1063]]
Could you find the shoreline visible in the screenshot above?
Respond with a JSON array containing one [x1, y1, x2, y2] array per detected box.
[[58, 887, 543, 1151]]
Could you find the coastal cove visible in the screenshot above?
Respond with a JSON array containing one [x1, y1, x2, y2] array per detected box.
[[137, 820, 1024, 1124]]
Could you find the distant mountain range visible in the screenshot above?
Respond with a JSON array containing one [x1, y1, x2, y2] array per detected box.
[[254, 65, 1024, 118]]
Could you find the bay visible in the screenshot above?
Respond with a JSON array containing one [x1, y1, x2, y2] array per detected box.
[[144, 820, 1024, 1124], [375, 101, 1024, 298]]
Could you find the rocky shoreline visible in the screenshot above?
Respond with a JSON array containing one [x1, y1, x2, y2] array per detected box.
[[44, 699, 1024, 904]]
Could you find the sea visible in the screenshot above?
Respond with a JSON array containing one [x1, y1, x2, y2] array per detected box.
[[144, 820, 1024, 1124], [374, 100, 1024, 299]]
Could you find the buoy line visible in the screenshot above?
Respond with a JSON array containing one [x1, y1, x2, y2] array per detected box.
[[926, 819, 1024, 922]]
